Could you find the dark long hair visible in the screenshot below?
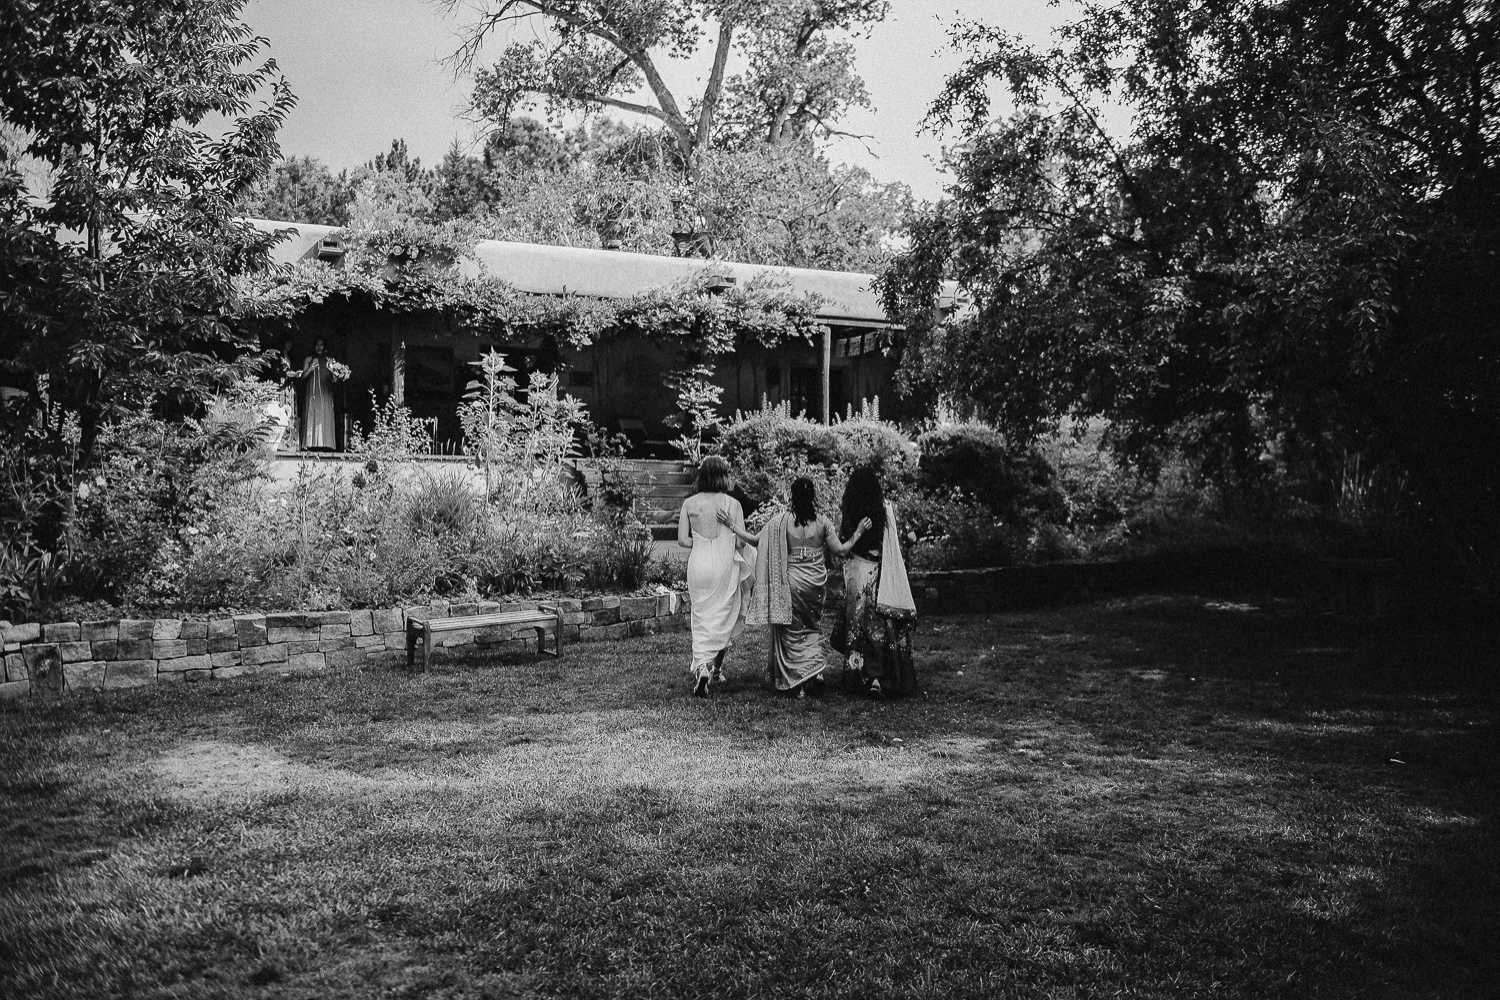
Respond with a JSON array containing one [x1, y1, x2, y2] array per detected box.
[[789, 477, 817, 526], [840, 467, 884, 556]]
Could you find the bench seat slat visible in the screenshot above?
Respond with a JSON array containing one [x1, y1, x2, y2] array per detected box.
[[423, 611, 556, 629]]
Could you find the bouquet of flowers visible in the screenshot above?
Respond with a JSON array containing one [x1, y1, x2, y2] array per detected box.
[[325, 359, 352, 382]]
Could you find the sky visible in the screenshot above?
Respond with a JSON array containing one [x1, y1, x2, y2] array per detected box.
[[242, 0, 1080, 202]]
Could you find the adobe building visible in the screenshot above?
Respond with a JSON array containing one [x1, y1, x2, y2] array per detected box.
[[244, 219, 939, 453]]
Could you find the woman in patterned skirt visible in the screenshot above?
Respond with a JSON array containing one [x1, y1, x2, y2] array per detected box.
[[834, 467, 918, 697]]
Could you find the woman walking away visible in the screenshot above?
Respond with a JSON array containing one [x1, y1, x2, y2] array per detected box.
[[678, 456, 755, 697], [835, 467, 918, 697], [719, 477, 871, 697]]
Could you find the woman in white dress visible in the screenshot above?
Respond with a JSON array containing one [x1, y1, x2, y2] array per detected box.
[[297, 337, 337, 450], [677, 456, 755, 697]]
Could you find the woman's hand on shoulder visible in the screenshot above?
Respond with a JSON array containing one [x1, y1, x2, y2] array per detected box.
[[857, 516, 873, 535], [715, 508, 733, 526]]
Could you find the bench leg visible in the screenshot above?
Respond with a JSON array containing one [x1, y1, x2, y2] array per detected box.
[[534, 626, 559, 657], [406, 625, 417, 669], [423, 623, 433, 673]]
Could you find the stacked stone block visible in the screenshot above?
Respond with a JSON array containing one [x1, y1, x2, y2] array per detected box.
[[0, 589, 691, 700]]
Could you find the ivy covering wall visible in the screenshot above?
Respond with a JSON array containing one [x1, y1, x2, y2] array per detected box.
[[231, 222, 831, 359]]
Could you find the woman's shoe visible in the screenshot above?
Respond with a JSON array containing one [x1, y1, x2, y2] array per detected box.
[[692, 675, 709, 698], [867, 678, 883, 698]]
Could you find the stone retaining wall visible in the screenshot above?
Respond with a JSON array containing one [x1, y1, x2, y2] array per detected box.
[[0, 592, 689, 700], [908, 563, 1141, 615]]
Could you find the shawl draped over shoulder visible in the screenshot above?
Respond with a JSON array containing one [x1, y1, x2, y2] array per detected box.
[[874, 502, 916, 618], [746, 510, 793, 626]]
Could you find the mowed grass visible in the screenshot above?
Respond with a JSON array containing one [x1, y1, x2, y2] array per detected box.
[[2, 592, 1497, 999]]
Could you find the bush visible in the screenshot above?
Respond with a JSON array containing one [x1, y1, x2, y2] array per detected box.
[[70, 410, 269, 605], [406, 468, 479, 538], [900, 485, 1027, 570], [718, 403, 917, 513], [917, 423, 1065, 526], [1037, 422, 1156, 531]]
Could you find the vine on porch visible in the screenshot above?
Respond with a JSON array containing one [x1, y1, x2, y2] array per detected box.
[[230, 221, 830, 359]]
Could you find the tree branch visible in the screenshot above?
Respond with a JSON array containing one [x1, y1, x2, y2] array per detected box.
[[697, 18, 735, 150]]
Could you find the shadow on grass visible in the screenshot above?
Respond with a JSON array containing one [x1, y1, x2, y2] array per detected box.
[[2, 588, 1496, 998]]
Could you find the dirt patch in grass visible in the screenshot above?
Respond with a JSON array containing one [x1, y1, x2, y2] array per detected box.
[[2, 589, 1497, 999]]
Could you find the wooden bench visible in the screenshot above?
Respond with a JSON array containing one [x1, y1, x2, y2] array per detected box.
[[406, 605, 563, 672]]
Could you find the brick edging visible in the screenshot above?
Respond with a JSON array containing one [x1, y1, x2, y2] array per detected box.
[[0, 592, 690, 700]]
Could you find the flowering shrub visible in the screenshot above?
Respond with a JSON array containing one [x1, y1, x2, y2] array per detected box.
[[718, 402, 917, 515]]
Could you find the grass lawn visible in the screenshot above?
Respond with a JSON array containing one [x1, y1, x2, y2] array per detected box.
[[2, 590, 1497, 999]]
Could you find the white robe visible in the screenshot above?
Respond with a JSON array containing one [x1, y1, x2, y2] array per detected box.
[[685, 495, 755, 678]]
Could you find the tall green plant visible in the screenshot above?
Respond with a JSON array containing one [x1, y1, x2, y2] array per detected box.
[[663, 365, 724, 463], [459, 350, 522, 498]]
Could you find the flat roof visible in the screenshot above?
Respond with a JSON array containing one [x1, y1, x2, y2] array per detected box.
[[244, 218, 893, 327]]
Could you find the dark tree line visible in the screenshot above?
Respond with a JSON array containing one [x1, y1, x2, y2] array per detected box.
[[882, 0, 1500, 597]]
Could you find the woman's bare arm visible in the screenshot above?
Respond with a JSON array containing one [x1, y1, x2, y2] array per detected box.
[[827, 515, 874, 556], [677, 501, 693, 548], [716, 506, 760, 546]]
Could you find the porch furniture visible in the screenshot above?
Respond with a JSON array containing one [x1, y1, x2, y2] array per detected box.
[[407, 605, 563, 672]]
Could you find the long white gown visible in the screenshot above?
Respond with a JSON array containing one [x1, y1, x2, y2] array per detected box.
[[300, 356, 336, 450], [686, 494, 755, 680]]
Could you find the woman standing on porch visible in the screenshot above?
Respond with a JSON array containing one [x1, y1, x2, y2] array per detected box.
[[297, 337, 338, 450], [677, 456, 755, 697], [718, 477, 871, 696]]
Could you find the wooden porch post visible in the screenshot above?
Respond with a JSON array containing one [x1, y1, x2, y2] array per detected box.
[[392, 341, 406, 407], [820, 325, 831, 425]]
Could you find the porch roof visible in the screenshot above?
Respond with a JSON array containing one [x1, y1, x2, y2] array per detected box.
[[247, 218, 895, 327]]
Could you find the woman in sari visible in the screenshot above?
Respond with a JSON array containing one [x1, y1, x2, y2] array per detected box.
[[718, 477, 871, 697], [835, 467, 918, 697], [677, 456, 755, 697]]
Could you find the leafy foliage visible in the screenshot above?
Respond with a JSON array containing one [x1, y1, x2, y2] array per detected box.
[[0, 0, 294, 453], [457, 1, 888, 158], [716, 402, 916, 523], [916, 424, 1064, 527], [881, 0, 1500, 595], [231, 219, 832, 362]]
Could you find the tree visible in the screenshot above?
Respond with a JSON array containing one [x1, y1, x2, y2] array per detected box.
[[237, 155, 353, 225], [431, 139, 492, 220], [881, 0, 1500, 594], [0, 0, 294, 456], [451, 0, 888, 160], [342, 117, 907, 269], [715, 1, 886, 148]]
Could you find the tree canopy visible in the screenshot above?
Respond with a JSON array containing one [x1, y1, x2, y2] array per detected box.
[[237, 120, 908, 272], [451, 0, 888, 158], [881, 0, 1500, 593], [0, 0, 294, 452]]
